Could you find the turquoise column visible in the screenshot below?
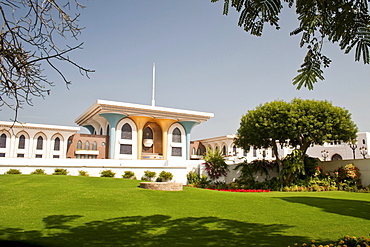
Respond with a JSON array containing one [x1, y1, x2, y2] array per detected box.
[[83, 125, 95, 135], [99, 113, 127, 159], [179, 121, 199, 160]]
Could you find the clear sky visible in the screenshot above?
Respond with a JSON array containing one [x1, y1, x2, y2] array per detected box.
[[2, 1, 370, 140]]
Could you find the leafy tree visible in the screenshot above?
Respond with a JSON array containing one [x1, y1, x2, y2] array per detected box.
[[0, 0, 94, 120], [211, 0, 370, 90], [234, 98, 358, 170]]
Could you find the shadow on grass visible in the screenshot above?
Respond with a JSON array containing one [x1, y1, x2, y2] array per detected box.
[[0, 214, 312, 246], [279, 196, 370, 220]]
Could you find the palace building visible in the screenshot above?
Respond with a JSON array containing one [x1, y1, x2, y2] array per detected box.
[[73, 100, 214, 160], [0, 100, 213, 161]]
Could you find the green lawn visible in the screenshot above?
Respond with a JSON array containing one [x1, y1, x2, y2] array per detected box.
[[0, 175, 369, 246]]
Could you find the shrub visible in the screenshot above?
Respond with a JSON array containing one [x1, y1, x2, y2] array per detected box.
[[195, 174, 211, 188], [158, 171, 173, 181], [122, 171, 135, 179], [186, 171, 200, 185], [141, 170, 156, 181], [100, 170, 116, 178], [78, 170, 89, 176], [5, 169, 22, 175], [53, 168, 68, 175], [290, 235, 370, 247], [31, 169, 46, 175]]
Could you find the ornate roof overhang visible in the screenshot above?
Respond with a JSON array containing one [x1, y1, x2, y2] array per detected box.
[[75, 100, 214, 126]]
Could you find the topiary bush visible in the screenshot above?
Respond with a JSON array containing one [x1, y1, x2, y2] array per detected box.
[[100, 170, 116, 178], [141, 170, 156, 181], [158, 171, 173, 182], [5, 169, 22, 175], [122, 171, 135, 179], [53, 168, 68, 175], [31, 169, 46, 175], [78, 170, 89, 176]]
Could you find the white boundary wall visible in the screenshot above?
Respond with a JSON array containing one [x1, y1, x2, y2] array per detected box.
[[0, 158, 204, 185], [200, 161, 369, 187], [318, 159, 370, 187]]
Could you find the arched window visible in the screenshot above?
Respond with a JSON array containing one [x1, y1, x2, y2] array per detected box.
[[143, 127, 153, 139], [36, 136, 43, 150], [18, 135, 25, 149], [331, 154, 343, 161], [92, 141, 97, 150], [0, 134, 6, 148], [197, 147, 202, 155], [121, 123, 132, 139], [222, 145, 227, 155], [100, 128, 103, 135], [172, 128, 181, 143], [363, 139, 366, 145], [192, 147, 196, 155], [54, 137, 60, 151], [84, 141, 90, 150], [77, 140, 82, 149], [106, 125, 110, 136], [233, 145, 237, 156]]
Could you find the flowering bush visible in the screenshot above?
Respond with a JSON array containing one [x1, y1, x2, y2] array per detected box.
[[334, 163, 361, 188], [289, 235, 370, 247]]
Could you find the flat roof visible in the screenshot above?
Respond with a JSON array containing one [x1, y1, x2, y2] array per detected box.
[[0, 121, 80, 132], [75, 100, 214, 126]]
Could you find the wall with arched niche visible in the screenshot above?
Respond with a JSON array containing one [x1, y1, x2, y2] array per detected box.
[[167, 123, 186, 159], [115, 118, 138, 160]]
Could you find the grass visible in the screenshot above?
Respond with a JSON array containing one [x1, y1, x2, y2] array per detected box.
[[0, 175, 369, 246]]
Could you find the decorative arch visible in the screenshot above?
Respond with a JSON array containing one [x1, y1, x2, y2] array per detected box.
[[168, 123, 186, 159], [331, 153, 343, 161], [222, 144, 227, 156], [51, 133, 64, 158], [15, 131, 30, 158], [33, 132, 47, 158], [0, 130, 11, 157], [116, 118, 138, 159], [232, 145, 237, 156], [172, 127, 181, 143], [77, 140, 82, 150]]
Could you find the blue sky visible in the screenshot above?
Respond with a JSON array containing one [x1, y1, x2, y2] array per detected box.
[[2, 0, 370, 140]]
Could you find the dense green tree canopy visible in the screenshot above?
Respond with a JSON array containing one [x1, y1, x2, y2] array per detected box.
[[234, 99, 358, 162], [211, 0, 370, 90]]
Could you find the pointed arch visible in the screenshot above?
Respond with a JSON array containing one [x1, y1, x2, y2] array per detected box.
[[116, 118, 138, 159], [168, 123, 186, 158], [0, 133, 7, 148]]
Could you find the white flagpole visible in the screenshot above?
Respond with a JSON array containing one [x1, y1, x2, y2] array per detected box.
[[151, 63, 155, 107]]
